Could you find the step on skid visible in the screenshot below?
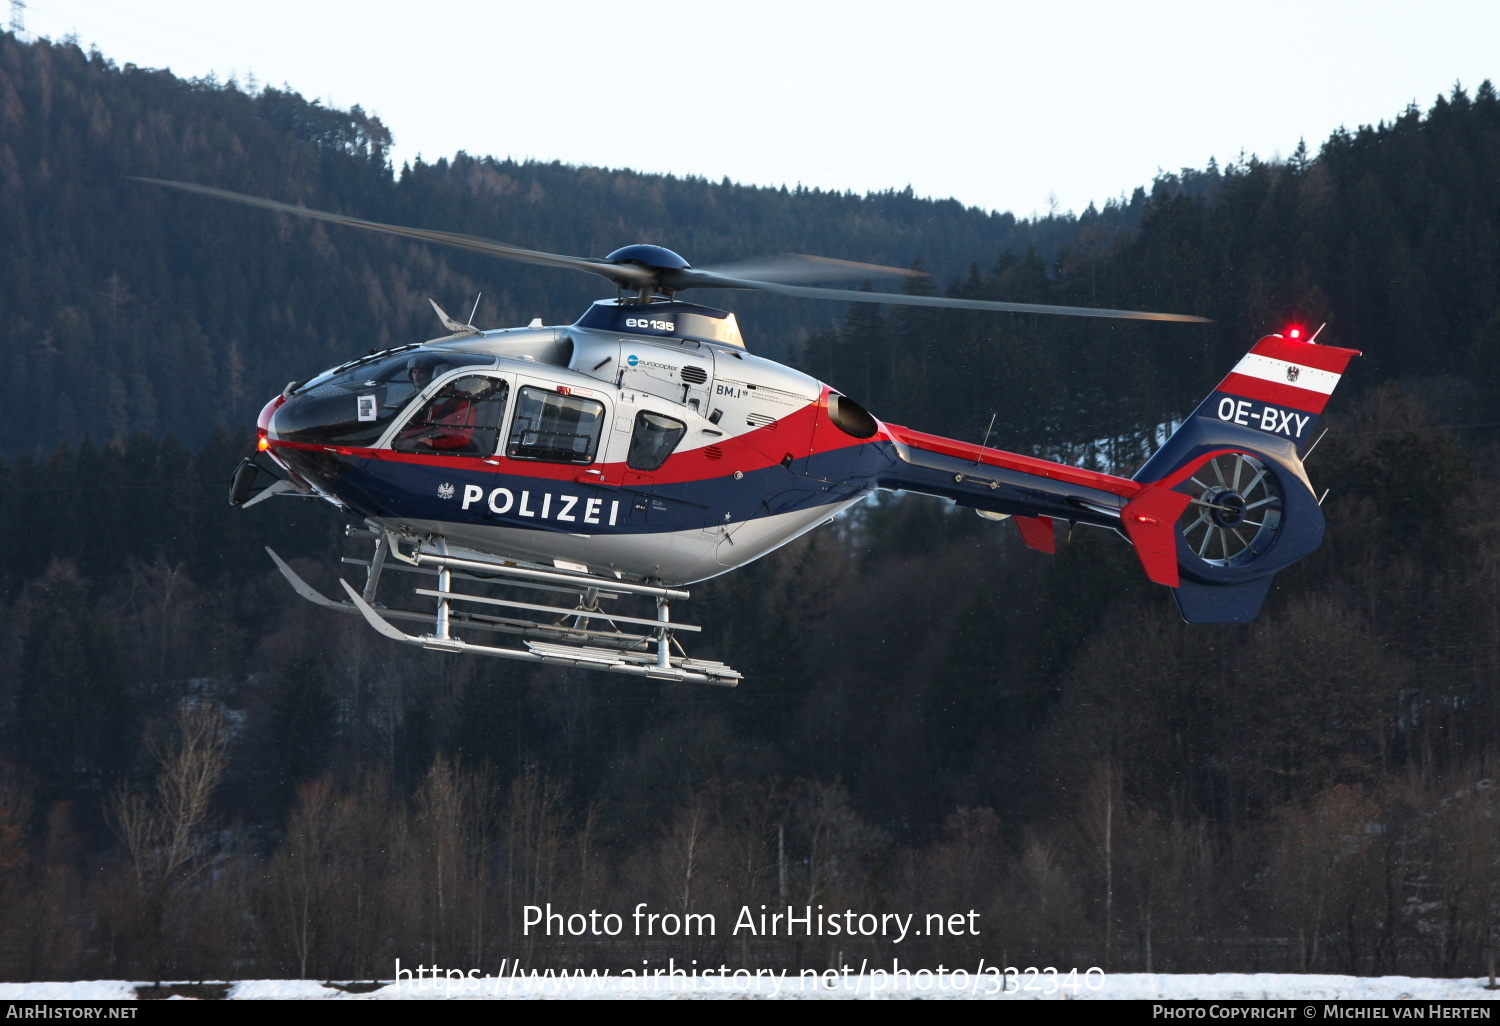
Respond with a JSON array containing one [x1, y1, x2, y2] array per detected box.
[[266, 527, 740, 686]]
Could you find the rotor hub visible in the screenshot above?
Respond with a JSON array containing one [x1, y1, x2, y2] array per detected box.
[[1206, 489, 1248, 528], [604, 244, 691, 271]]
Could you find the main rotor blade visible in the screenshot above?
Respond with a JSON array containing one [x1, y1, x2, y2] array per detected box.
[[128, 177, 656, 288], [694, 253, 926, 285], [672, 271, 1212, 323], [133, 178, 1209, 322]]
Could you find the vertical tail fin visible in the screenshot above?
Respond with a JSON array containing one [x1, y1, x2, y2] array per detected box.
[[1122, 332, 1361, 623], [1201, 331, 1355, 457]]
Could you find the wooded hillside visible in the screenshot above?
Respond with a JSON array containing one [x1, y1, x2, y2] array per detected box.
[[0, 32, 1132, 453], [3, 32, 1500, 980]]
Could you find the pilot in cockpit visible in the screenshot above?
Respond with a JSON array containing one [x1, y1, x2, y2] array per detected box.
[[407, 356, 439, 393]]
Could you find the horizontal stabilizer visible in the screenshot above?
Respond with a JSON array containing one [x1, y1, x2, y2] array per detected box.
[[1120, 487, 1193, 587], [1013, 515, 1056, 553]]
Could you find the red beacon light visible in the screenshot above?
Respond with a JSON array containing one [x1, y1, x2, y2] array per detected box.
[[1286, 327, 1303, 340]]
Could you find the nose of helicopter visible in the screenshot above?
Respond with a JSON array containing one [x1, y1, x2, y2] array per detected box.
[[256, 392, 285, 452]]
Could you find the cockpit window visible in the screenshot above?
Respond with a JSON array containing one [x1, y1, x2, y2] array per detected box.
[[627, 411, 687, 471], [393, 376, 509, 457], [294, 343, 422, 395], [507, 388, 605, 464], [273, 350, 494, 447]]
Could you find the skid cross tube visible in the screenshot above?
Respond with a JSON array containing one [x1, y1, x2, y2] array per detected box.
[[362, 534, 388, 602], [411, 552, 691, 601], [342, 557, 622, 601], [412, 588, 701, 632], [656, 598, 672, 669]]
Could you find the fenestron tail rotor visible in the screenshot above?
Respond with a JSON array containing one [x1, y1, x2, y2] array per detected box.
[[132, 177, 1210, 323]]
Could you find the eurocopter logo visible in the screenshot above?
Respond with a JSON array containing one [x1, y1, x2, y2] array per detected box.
[[1287, 366, 1301, 383], [627, 354, 640, 367], [437, 483, 456, 500]]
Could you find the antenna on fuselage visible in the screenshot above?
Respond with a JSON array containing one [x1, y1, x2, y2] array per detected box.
[[426, 298, 481, 342], [977, 412, 997, 463]]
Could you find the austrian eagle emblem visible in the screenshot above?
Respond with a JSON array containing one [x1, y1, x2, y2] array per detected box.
[[1286, 366, 1301, 383], [437, 482, 456, 500]]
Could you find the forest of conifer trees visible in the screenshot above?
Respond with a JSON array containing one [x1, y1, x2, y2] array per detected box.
[[2, 31, 1500, 980]]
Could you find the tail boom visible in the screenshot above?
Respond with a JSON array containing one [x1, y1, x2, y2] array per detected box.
[[877, 424, 1142, 531], [873, 331, 1359, 624]]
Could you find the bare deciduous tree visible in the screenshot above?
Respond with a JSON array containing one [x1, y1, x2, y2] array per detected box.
[[109, 704, 229, 979]]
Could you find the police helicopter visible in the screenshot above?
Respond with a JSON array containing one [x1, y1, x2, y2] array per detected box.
[[139, 179, 1359, 687]]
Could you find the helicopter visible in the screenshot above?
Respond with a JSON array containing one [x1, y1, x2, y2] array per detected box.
[[139, 179, 1360, 687]]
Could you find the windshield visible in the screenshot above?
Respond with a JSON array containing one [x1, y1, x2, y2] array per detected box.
[[295, 344, 422, 394], [273, 350, 496, 447]]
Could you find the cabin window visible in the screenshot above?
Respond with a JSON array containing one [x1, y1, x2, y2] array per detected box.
[[627, 411, 687, 471], [507, 387, 605, 464], [393, 376, 509, 457]]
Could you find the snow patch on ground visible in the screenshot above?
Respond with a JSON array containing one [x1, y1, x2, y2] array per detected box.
[[0, 982, 139, 1000], [3, 975, 1500, 1000]]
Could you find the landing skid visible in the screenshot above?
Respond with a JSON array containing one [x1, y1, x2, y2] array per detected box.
[[266, 531, 740, 686]]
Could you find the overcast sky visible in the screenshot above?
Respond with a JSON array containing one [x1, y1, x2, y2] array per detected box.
[[16, 0, 1500, 218]]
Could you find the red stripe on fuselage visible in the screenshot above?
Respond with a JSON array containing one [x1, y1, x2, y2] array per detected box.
[[266, 391, 898, 486], [660, 400, 824, 481], [267, 397, 834, 484]]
